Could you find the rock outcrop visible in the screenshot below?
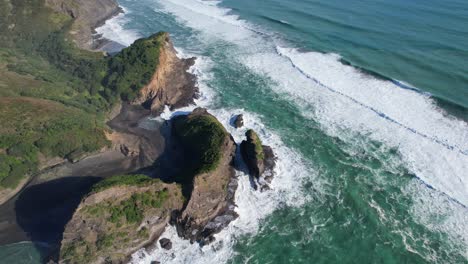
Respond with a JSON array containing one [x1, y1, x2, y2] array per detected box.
[[240, 129, 276, 191], [171, 108, 238, 244], [133, 33, 198, 114], [59, 175, 183, 264], [233, 114, 244, 128], [159, 238, 172, 250], [45, 0, 122, 50]]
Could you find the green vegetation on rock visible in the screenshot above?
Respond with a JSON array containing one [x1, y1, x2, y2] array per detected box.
[[0, 98, 109, 188], [103, 32, 166, 102], [173, 110, 228, 175], [88, 175, 171, 225], [0, 0, 167, 190], [246, 129, 264, 160], [91, 174, 156, 193]]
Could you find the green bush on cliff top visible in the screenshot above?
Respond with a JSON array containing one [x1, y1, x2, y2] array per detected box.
[[91, 174, 158, 193], [173, 113, 227, 174]]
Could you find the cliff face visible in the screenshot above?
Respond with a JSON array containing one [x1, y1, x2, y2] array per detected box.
[[45, 0, 121, 49], [59, 176, 183, 264], [172, 108, 238, 244], [133, 33, 198, 114], [175, 137, 238, 244]]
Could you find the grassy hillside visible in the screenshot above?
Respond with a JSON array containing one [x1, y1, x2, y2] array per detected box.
[[0, 98, 109, 188], [0, 0, 166, 189]]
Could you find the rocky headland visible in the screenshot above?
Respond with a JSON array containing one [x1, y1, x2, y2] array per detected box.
[[59, 176, 183, 264], [132, 33, 198, 114], [171, 108, 238, 245], [57, 108, 239, 263]]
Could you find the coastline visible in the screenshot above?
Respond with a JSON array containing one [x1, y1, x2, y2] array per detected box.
[[0, 4, 201, 261]]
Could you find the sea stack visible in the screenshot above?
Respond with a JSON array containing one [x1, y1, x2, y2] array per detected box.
[[240, 129, 276, 191], [233, 114, 244, 128]]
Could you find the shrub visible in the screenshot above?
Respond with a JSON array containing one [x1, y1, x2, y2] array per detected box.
[[173, 113, 227, 174], [91, 174, 157, 193]]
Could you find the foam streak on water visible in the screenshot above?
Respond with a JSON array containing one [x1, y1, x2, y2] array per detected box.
[[95, 7, 142, 46]]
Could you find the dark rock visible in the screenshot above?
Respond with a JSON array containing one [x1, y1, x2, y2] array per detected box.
[[150, 261, 161, 264], [233, 114, 244, 128], [159, 238, 172, 250], [262, 145, 276, 184], [240, 130, 265, 179], [240, 130, 276, 190]]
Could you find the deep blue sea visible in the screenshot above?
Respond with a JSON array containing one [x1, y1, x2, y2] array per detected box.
[[2, 0, 467, 263]]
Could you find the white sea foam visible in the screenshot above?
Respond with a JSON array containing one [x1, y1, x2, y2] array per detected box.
[[95, 7, 141, 46], [273, 47, 468, 206], [156, 0, 468, 207], [405, 179, 468, 259]]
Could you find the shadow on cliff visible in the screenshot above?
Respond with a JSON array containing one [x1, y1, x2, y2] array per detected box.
[[14, 176, 101, 261], [134, 117, 195, 202]]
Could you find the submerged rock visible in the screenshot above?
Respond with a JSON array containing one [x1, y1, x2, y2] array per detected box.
[[240, 129, 276, 190]]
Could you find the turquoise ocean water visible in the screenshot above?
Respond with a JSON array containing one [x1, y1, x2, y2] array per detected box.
[[2, 0, 467, 263]]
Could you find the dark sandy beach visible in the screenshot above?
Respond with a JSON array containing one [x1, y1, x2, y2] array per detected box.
[[0, 104, 167, 250]]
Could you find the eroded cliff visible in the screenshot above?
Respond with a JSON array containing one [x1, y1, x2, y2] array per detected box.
[[133, 33, 198, 114]]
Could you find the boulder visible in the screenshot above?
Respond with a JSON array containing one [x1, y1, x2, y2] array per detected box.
[[233, 114, 244, 128], [159, 238, 172, 250]]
